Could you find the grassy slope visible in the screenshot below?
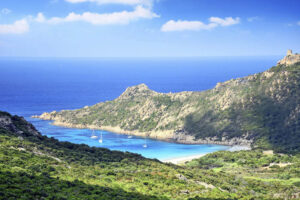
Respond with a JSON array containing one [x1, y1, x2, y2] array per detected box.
[[37, 62, 300, 153], [1, 111, 300, 199], [186, 150, 300, 199]]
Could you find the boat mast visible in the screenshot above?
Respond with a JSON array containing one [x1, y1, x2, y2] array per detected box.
[[99, 131, 103, 143]]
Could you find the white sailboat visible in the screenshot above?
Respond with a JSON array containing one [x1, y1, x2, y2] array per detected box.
[[90, 129, 98, 139], [143, 138, 147, 148], [99, 131, 103, 143]]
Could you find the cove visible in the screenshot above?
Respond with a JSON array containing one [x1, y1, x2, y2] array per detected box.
[[30, 117, 230, 160]]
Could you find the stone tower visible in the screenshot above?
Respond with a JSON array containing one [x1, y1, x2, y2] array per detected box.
[[287, 49, 293, 56], [277, 49, 300, 66]]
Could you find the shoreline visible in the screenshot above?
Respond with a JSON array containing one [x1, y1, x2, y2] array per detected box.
[[32, 117, 252, 165], [32, 115, 253, 148], [161, 154, 206, 165], [161, 145, 251, 165]]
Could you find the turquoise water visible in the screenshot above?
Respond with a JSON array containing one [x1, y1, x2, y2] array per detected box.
[[31, 118, 229, 160], [0, 57, 281, 159]]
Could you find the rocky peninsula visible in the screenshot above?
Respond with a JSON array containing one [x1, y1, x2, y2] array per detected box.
[[33, 51, 300, 153]]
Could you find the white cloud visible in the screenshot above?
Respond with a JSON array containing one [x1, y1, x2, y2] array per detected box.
[[161, 17, 240, 32], [65, 0, 153, 6], [0, 19, 29, 34], [36, 6, 159, 25], [35, 12, 46, 23], [209, 17, 240, 26], [297, 21, 300, 26], [161, 20, 217, 32], [1, 8, 11, 15]]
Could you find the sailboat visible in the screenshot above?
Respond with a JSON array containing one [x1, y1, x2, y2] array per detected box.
[[90, 129, 98, 139], [99, 131, 103, 143], [143, 138, 147, 148]]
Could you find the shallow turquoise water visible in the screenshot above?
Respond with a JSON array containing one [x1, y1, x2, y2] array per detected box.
[[30, 118, 229, 160]]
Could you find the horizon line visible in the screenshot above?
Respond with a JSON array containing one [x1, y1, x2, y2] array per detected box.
[[0, 55, 284, 59]]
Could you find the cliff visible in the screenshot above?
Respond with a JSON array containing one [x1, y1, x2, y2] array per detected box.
[[34, 51, 300, 153], [0, 111, 41, 137]]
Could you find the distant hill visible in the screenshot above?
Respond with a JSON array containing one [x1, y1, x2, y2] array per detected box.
[[34, 51, 300, 153], [2, 111, 300, 199]]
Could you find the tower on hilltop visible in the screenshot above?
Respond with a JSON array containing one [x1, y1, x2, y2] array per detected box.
[[277, 49, 300, 66], [287, 49, 293, 56]]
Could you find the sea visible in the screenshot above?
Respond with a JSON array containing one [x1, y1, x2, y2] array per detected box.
[[0, 56, 281, 160]]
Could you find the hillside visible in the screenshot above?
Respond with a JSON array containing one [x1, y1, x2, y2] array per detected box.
[[34, 52, 300, 153], [1, 111, 300, 199]]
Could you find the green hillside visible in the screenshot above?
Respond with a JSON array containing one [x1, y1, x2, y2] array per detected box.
[[1, 111, 300, 199]]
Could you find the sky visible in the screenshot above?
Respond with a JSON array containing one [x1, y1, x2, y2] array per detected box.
[[0, 0, 299, 57]]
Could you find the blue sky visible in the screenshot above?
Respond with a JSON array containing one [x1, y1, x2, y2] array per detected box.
[[0, 0, 299, 57]]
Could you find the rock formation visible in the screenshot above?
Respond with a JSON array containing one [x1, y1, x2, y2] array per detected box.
[[277, 49, 300, 66]]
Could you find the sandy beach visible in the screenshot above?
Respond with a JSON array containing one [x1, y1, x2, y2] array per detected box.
[[162, 154, 206, 165], [162, 145, 251, 165]]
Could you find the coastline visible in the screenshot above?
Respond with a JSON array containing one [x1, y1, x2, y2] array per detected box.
[[31, 116, 253, 165], [32, 115, 253, 148], [162, 154, 206, 164], [161, 145, 252, 164]]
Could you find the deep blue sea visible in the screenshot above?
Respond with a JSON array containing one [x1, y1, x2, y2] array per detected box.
[[0, 56, 281, 160]]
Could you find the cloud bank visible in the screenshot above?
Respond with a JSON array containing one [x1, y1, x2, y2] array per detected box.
[[161, 17, 240, 32], [0, 4, 158, 34], [0, 19, 29, 34], [65, 0, 153, 7], [35, 6, 159, 25]]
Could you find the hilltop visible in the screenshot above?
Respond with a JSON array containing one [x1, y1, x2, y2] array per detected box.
[[34, 51, 300, 153]]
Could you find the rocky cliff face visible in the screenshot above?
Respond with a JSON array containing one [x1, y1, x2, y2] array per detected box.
[[0, 111, 41, 137], [33, 52, 300, 153]]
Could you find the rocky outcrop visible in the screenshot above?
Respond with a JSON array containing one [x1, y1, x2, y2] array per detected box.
[[173, 132, 253, 146], [277, 49, 300, 66], [118, 83, 157, 100], [0, 111, 40, 137]]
